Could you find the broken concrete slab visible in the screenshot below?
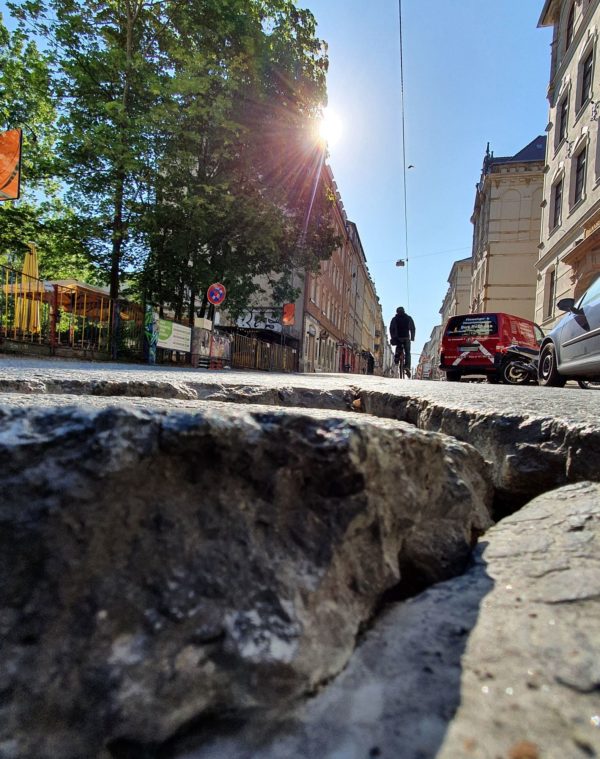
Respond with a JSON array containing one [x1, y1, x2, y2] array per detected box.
[[0, 401, 492, 759], [168, 482, 600, 759]]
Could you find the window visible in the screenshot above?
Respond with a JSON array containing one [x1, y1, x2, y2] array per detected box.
[[552, 179, 563, 228], [534, 325, 545, 345], [445, 314, 498, 338], [580, 50, 594, 109], [558, 97, 569, 144], [574, 148, 587, 203], [547, 269, 556, 318], [566, 3, 575, 51]]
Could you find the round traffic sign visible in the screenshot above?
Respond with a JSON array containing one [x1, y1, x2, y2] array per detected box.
[[207, 282, 227, 306]]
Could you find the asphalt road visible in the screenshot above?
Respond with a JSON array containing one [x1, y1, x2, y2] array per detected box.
[[0, 355, 599, 426]]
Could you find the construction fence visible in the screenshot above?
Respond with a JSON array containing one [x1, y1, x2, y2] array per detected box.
[[192, 328, 298, 372], [230, 332, 298, 372]]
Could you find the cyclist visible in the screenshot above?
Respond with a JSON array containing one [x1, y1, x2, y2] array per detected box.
[[389, 306, 415, 377]]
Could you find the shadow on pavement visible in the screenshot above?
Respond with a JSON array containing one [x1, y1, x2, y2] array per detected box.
[[148, 546, 494, 759]]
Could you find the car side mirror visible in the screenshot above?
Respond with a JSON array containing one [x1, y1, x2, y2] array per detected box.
[[557, 297, 582, 314]]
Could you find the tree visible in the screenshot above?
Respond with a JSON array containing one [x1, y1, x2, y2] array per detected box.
[[8, 0, 339, 318], [0, 12, 56, 188], [8, 0, 172, 298], [0, 13, 99, 280], [140, 0, 338, 321]]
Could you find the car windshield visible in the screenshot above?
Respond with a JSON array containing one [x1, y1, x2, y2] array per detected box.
[[577, 274, 600, 308], [446, 314, 498, 337]]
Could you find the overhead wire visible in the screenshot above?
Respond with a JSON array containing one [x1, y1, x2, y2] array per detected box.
[[398, 0, 410, 309]]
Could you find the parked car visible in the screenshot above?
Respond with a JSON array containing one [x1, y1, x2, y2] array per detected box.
[[538, 273, 600, 387], [439, 312, 544, 383]]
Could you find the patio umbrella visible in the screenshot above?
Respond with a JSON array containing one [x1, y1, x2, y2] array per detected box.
[[15, 242, 43, 333]]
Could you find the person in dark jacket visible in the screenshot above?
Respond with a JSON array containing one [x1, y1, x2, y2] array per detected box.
[[389, 306, 415, 376]]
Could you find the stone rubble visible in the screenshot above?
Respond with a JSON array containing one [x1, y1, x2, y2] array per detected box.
[[0, 399, 491, 759]]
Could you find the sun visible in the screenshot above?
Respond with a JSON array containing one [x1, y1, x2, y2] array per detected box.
[[317, 107, 343, 147]]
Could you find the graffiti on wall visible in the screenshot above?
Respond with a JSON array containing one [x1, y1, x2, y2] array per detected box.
[[236, 309, 282, 333]]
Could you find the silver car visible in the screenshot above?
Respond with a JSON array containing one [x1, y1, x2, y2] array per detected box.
[[538, 273, 600, 387]]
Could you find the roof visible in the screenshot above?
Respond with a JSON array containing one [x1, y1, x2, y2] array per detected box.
[[488, 136, 547, 167], [479, 136, 547, 181], [50, 279, 110, 297], [538, 0, 558, 28]]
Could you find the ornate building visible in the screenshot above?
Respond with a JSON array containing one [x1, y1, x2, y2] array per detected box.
[[536, 0, 600, 328], [470, 137, 546, 320]]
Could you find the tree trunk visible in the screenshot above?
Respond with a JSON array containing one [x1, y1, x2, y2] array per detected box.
[[109, 1, 143, 302], [110, 175, 125, 301]]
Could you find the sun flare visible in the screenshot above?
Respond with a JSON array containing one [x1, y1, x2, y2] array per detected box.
[[317, 107, 343, 147]]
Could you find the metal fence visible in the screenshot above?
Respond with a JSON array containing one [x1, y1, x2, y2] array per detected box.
[[0, 264, 144, 359], [230, 332, 298, 372], [1, 265, 52, 344]]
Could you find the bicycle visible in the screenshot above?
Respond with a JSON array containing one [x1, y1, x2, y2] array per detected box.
[[394, 342, 411, 379]]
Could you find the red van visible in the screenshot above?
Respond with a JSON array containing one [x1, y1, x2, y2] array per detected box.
[[439, 313, 544, 382]]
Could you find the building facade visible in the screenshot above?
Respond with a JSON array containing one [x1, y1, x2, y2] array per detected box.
[[299, 166, 388, 374], [415, 324, 443, 380], [470, 138, 546, 320], [536, 0, 600, 330], [300, 171, 347, 372], [440, 257, 472, 325], [303, 166, 354, 373], [219, 161, 389, 375]]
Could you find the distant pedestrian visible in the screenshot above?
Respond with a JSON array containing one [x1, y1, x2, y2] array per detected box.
[[389, 306, 415, 376]]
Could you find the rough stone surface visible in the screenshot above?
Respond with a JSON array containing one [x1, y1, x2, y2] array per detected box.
[[0, 400, 492, 759], [1, 358, 599, 759], [168, 482, 600, 759]]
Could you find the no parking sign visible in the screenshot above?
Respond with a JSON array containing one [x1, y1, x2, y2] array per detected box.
[[207, 282, 227, 306]]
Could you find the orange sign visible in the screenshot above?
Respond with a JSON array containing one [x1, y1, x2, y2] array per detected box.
[[282, 303, 295, 326], [0, 129, 23, 201]]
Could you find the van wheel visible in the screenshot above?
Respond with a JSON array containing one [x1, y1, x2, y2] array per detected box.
[[538, 344, 566, 387], [446, 371, 460, 382], [486, 374, 499, 384]]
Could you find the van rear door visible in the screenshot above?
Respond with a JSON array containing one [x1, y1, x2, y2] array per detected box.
[[443, 314, 499, 369]]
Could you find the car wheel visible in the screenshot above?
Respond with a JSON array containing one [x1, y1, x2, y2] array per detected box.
[[446, 371, 460, 382], [538, 344, 566, 387]]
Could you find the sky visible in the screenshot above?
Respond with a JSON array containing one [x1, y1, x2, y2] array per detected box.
[[303, 0, 553, 362]]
